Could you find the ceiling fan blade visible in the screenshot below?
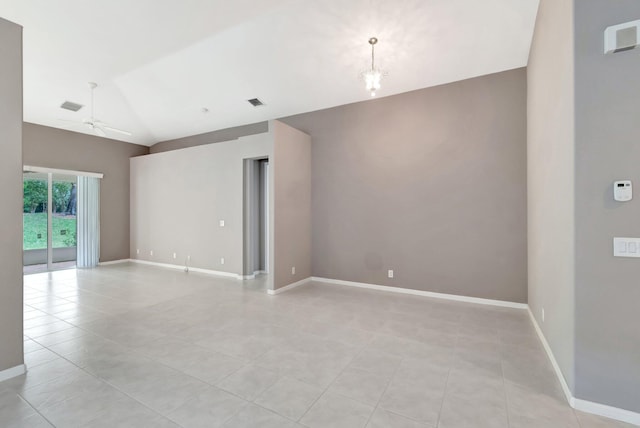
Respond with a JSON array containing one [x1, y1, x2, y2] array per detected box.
[[101, 125, 132, 136]]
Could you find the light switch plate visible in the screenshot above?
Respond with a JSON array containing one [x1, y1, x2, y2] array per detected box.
[[219, 220, 225, 227], [614, 237, 640, 257]]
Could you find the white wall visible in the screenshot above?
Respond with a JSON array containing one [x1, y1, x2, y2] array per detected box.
[[527, 0, 576, 393], [130, 132, 272, 277], [130, 120, 312, 292]]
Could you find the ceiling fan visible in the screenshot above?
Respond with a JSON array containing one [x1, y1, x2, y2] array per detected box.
[[60, 82, 132, 138]]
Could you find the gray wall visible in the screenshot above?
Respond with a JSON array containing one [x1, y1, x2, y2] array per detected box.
[[150, 122, 268, 154], [23, 123, 149, 262], [272, 121, 312, 290], [130, 132, 273, 277], [574, 0, 640, 412], [0, 17, 24, 372], [281, 69, 528, 303], [527, 0, 576, 392]]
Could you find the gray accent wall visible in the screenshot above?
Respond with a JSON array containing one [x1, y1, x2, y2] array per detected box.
[[23, 123, 149, 262], [528, 0, 640, 413], [281, 69, 528, 303], [272, 121, 312, 290], [0, 17, 24, 372], [527, 0, 576, 392], [150, 122, 268, 154], [574, 0, 640, 412]]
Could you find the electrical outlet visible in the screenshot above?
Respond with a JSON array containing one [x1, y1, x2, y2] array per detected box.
[[291, 266, 296, 275], [219, 220, 225, 227], [220, 257, 225, 265], [542, 308, 545, 323], [136, 249, 140, 255], [187, 255, 191, 261], [173, 252, 177, 259], [150, 250, 153, 257], [388, 270, 394, 278]]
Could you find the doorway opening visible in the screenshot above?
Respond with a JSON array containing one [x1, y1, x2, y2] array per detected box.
[[243, 158, 269, 278], [23, 171, 78, 274]]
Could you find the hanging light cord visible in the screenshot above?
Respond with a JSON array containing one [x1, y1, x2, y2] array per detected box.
[[371, 43, 375, 70], [369, 37, 378, 71]]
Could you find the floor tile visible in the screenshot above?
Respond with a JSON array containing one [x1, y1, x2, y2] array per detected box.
[[0, 390, 39, 426], [328, 366, 391, 406], [23, 348, 60, 369], [348, 350, 403, 377], [438, 391, 508, 428], [505, 382, 580, 428], [222, 403, 297, 428], [37, 382, 127, 427], [19, 369, 104, 409], [254, 376, 324, 420], [367, 407, 431, 428], [23, 339, 44, 354], [379, 377, 445, 426], [166, 386, 247, 428], [84, 396, 180, 428], [1, 264, 596, 427], [300, 391, 375, 428], [216, 364, 280, 401], [5, 412, 54, 428], [31, 327, 88, 347]]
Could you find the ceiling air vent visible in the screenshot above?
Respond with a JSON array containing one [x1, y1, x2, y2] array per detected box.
[[247, 98, 265, 107], [60, 101, 84, 112]]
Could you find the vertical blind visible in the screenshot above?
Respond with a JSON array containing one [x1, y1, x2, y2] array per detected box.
[[76, 176, 100, 268]]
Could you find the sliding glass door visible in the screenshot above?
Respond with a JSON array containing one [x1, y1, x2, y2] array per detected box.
[[23, 172, 49, 274], [51, 174, 77, 271], [23, 171, 77, 274]]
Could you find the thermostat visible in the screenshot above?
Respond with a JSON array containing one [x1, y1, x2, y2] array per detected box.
[[614, 180, 632, 202]]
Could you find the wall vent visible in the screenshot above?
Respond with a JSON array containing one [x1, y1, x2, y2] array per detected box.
[[605, 20, 640, 54], [247, 98, 265, 107], [60, 101, 84, 112]]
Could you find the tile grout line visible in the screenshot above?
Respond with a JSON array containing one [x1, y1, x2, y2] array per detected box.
[[31, 299, 297, 427], [19, 340, 184, 428], [294, 336, 375, 426], [500, 339, 513, 428], [18, 265, 600, 428], [15, 392, 57, 427], [433, 333, 459, 428], [361, 347, 409, 427]]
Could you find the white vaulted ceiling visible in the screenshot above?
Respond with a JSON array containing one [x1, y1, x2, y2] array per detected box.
[[0, 0, 540, 146]]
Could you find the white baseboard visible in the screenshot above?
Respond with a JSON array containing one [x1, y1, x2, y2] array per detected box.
[[268, 277, 312, 295], [239, 270, 268, 280], [573, 398, 640, 426], [528, 308, 640, 426], [98, 259, 131, 266], [129, 258, 241, 279], [311, 277, 528, 309], [0, 364, 26, 382], [527, 308, 574, 404]]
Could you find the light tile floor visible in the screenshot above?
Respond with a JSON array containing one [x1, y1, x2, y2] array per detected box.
[[1, 263, 634, 427]]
